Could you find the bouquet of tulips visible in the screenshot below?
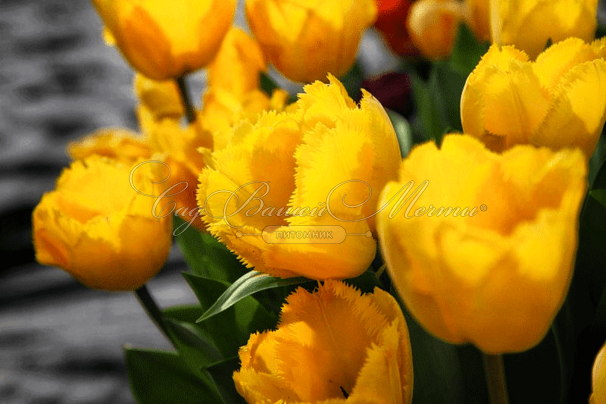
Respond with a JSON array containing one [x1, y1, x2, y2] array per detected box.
[[31, 0, 606, 403]]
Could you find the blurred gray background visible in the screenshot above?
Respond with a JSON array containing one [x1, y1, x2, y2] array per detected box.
[[0, 1, 199, 403]]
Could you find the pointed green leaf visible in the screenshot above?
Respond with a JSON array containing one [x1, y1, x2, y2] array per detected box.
[[124, 347, 221, 404], [184, 272, 278, 358], [386, 109, 413, 157], [449, 24, 489, 75], [203, 357, 247, 404], [174, 217, 247, 282], [197, 271, 312, 323]]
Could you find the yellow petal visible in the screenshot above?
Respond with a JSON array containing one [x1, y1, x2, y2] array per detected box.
[[207, 27, 266, 97], [532, 59, 606, 159], [246, 0, 377, 82]]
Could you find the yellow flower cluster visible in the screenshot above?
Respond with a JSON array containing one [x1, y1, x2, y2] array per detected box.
[[29, 0, 606, 402]]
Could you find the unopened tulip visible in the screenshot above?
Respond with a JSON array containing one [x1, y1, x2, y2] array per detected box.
[[246, 0, 377, 83], [407, 0, 466, 59], [92, 0, 236, 80]]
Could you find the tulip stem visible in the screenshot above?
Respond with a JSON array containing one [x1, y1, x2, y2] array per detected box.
[[176, 76, 196, 124], [135, 285, 175, 347], [483, 353, 510, 404]]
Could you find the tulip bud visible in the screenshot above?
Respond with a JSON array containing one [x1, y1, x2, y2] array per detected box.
[[33, 156, 173, 291], [377, 134, 587, 353], [407, 0, 466, 59], [246, 0, 377, 83], [92, 0, 236, 80]]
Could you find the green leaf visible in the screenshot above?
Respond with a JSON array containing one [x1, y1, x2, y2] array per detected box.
[[184, 272, 278, 357], [165, 318, 223, 370], [174, 217, 247, 282], [343, 268, 382, 293], [124, 347, 221, 404], [411, 73, 444, 143], [197, 271, 312, 323], [387, 109, 413, 157], [202, 357, 247, 404], [390, 286, 488, 404], [339, 62, 364, 100], [590, 189, 606, 209], [449, 24, 489, 75], [163, 304, 205, 324], [260, 72, 279, 96], [503, 329, 563, 404]]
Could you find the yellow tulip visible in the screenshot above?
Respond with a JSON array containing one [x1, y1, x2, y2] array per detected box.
[[591, 341, 606, 404], [198, 75, 401, 279], [461, 39, 606, 159], [134, 73, 184, 122], [33, 155, 172, 291], [407, 0, 466, 60], [463, 0, 491, 41], [377, 134, 587, 353], [207, 27, 267, 98], [246, 0, 377, 83], [92, 0, 236, 80], [146, 115, 213, 232], [233, 280, 413, 403], [67, 128, 152, 163], [490, 0, 598, 59], [199, 27, 290, 151]]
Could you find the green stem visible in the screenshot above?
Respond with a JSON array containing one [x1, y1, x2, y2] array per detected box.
[[135, 285, 175, 347], [176, 76, 196, 124], [483, 353, 510, 404]]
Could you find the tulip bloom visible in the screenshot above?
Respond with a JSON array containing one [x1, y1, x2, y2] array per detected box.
[[407, 0, 466, 59], [490, 0, 598, 59], [461, 39, 606, 159], [33, 156, 172, 291], [92, 0, 236, 80], [233, 280, 413, 403], [592, 341, 606, 404], [377, 134, 587, 353], [198, 75, 401, 280], [246, 0, 377, 83]]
